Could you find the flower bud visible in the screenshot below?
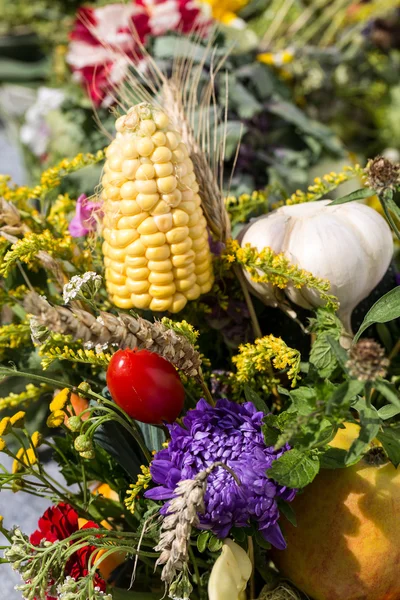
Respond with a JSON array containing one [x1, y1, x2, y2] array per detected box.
[[74, 435, 93, 453], [78, 382, 91, 393], [67, 416, 82, 432], [79, 449, 95, 460]]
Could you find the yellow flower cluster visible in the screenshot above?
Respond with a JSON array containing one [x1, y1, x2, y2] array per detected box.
[[233, 335, 301, 389], [0, 285, 32, 311], [202, 0, 249, 25], [0, 230, 73, 278], [0, 150, 105, 208], [0, 322, 31, 359], [161, 317, 200, 346], [0, 383, 50, 411], [222, 239, 338, 310], [285, 166, 364, 206], [47, 194, 76, 233], [124, 465, 152, 514], [224, 190, 268, 226], [40, 342, 112, 370]]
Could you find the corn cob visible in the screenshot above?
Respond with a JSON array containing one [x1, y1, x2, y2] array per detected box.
[[101, 103, 214, 313]]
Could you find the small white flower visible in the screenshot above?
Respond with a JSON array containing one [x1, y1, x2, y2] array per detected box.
[[20, 87, 65, 157], [63, 272, 102, 304]]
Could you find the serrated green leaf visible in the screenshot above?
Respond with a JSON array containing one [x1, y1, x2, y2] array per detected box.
[[309, 334, 339, 378], [354, 287, 400, 343], [378, 405, 400, 420], [329, 188, 375, 205], [267, 449, 320, 488], [277, 499, 297, 527], [375, 380, 400, 408], [208, 535, 223, 553], [244, 384, 268, 414], [326, 380, 364, 415], [377, 428, 400, 468], [345, 404, 380, 465], [326, 336, 349, 370], [288, 387, 316, 415], [197, 531, 210, 553]]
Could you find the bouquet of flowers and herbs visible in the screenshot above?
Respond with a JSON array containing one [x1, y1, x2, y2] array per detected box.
[[1, 26, 400, 600]]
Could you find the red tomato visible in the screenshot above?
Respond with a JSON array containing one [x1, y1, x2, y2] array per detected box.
[[106, 348, 185, 424]]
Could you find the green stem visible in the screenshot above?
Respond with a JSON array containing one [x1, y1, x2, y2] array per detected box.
[[189, 545, 202, 588], [233, 264, 262, 339], [198, 369, 215, 407], [381, 197, 400, 240]]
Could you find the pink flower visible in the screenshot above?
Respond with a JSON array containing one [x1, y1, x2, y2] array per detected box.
[[69, 194, 103, 237], [67, 1, 209, 106]]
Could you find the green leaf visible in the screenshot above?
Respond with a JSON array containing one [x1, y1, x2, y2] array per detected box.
[[375, 380, 400, 408], [277, 499, 297, 526], [326, 380, 364, 415], [326, 336, 349, 370], [262, 411, 297, 447], [377, 428, 400, 468], [208, 535, 223, 553], [244, 384, 268, 414], [309, 334, 339, 378], [288, 387, 316, 416], [319, 447, 350, 469], [267, 449, 320, 488], [197, 531, 210, 553], [378, 405, 400, 420], [345, 404, 380, 465], [254, 529, 271, 550], [354, 287, 400, 343], [329, 188, 375, 205]]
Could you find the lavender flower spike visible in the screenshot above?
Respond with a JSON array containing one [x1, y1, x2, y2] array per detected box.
[[69, 194, 103, 237], [145, 398, 296, 549]]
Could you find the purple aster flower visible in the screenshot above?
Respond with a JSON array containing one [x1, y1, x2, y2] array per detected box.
[[145, 398, 296, 549], [69, 194, 103, 237]]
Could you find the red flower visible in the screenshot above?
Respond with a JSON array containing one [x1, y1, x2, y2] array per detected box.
[[67, 1, 209, 106], [30, 503, 106, 597]]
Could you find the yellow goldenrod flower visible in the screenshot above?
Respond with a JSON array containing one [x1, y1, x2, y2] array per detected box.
[[47, 410, 65, 428], [0, 515, 3, 527], [31, 431, 43, 448], [50, 388, 70, 412], [0, 417, 11, 436], [124, 465, 152, 514], [233, 334, 301, 390], [10, 411, 26, 428], [0, 383, 50, 412], [0, 437, 6, 452]]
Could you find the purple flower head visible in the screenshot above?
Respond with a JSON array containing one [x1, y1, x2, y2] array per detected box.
[[69, 194, 103, 237], [145, 398, 296, 549]]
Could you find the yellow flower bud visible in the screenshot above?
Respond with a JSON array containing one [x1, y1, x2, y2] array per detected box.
[[0, 417, 11, 436], [50, 388, 70, 412], [47, 410, 65, 428], [10, 411, 26, 428]]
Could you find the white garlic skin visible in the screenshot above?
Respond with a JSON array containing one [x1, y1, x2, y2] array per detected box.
[[240, 200, 393, 332], [208, 538, 252, 600]]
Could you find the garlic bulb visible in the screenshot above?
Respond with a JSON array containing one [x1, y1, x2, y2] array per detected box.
[[208, 539, 252, 600], [240, 200, 393, 332]]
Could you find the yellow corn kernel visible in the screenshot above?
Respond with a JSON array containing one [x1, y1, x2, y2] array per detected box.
[[102, 102, 214, 312], [146, 245, 170, 260], [136, 193, 160, 211], [150, 297, 173, 311], [131, 293, 152, 308]]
